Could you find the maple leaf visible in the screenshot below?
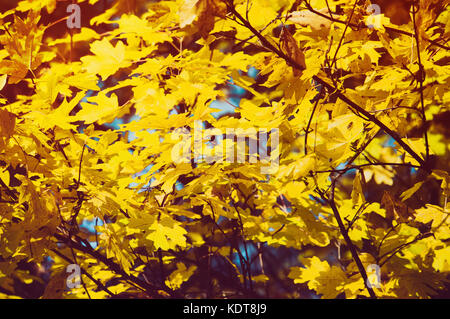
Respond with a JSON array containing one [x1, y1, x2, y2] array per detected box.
[[0, 109, 15, 139], [281, 27, 306, 76], [80, 38, 131, 81], [287, 8, 332, 31], [0, 0, 448, 300], [165, 263, 197, 290], [0, 11, 46, 83], [179, 0, 227, 38], [0, 74, 7, 91], [77, 92, 129, 125], [289, 256, 348, 298], [147, 216, 188, 250]]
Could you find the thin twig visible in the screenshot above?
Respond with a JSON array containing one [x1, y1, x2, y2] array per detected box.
[[232, 202, 253, 292], [411, 3, 429, 161], [77, 144, 87, 187], [53, 232, 177, 298], [226, 3, 426, 168], [346, 202, 369, 232], [302, 2, 450, 50], [318, 182, 377, 298], [304, 90, 323, 155], [330, 0, 358, 70], [204, 199, 249, 291], [69, 246, 92, 299], [315, 162, 421, 174], [376, 224, 400, 259], [379, 233, 433, 267], [51, 249, 115, 297]]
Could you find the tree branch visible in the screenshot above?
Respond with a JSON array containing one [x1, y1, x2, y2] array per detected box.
[[378, 232, 433, 267], [53, 232, 179, 298], [50, 249, 116, 298], [226, 2, 426, 168], [304, 90, 323, 155], [303, 1, 450, 50], [317, 182, 377, 298], [315, 162, 421, 174], [329, 0, 358, 70], [411, 3, 430, 161]]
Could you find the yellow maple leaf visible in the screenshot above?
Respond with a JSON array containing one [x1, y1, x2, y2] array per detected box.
[[81, 38, 130, 81], [179, 0, 200, 28], [17, 0, 57, 14], [0, 74, 7, 90], [147, 216, 187, 250], [0, 109, 15, 139], [165, 263, 197, 290], [289, 256, 347, 298], [77, 92, 127, 124]]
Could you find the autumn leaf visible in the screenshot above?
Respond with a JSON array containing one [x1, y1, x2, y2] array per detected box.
[[80, 38, 130, 81], [0, 109, 15, 139], [289, 256, 348, 298], [0, 74, 7, 90], [41, 271, 67, 299], [0, 0, 448, 300], [179, 0, 227, 38], [179, 0, 201, 28], [165, 263, 197, 290], [287, 8, 332, 31], [280, 27, 306, 76]]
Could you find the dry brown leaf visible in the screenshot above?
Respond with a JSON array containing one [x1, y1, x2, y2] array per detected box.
[[287, 8, 332, 31], [381, 191, 414, 223], [180, 0, 228, 38], [179, 0, 201, 28], [41, 271, 67, 299], [0, 109, 15, 139], [281, 27, 306, 76], [0, 60, 29, 84], [416, 0, 450, 47]]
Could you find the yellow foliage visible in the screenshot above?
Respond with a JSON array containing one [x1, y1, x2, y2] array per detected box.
[[0, 0, 448, 300]]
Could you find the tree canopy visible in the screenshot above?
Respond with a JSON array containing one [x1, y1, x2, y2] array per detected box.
[[0, 0, 449, 299]]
